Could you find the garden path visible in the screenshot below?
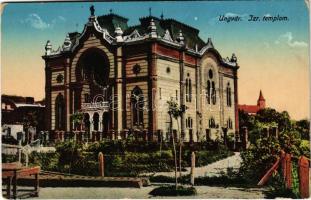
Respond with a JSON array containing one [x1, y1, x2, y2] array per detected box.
[[148, 152, 242, 177]]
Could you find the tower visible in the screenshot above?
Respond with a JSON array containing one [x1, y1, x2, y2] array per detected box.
[[257, 90, 266, 109]]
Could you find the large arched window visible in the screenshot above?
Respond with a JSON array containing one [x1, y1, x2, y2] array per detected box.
[[227, 118, 233, 129], [226, 82, 232, 107], [77, 48, 110, 86], [186, 117, 193, 129], [185, 79, 188, 102], [131, 86, 144, 126], [207, 69, 216, 105], [55, 93, 65, 130], [185, 74, 192, 102]]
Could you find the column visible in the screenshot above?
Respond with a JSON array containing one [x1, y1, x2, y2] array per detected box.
[[90, 112, 94, 141], [115, 46, 123, 136], [99, 112, 103, 132]]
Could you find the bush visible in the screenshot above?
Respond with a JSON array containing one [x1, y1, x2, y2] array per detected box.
[[149, 185, 197, 196], [109, 150, 174, 176], [240, 137, 280, 182], [264, 170, 300, 199], [2, 154, 18, 163], [29, 151, 59, 171]]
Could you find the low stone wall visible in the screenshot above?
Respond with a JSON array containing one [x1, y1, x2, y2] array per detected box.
[[17, 173, 149, 188]]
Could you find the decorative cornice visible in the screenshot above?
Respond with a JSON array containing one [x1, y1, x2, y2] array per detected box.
[[42, 15, 238, 70]]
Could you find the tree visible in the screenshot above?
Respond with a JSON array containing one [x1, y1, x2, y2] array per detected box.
[[294, 119, 310, 140], [167, 100, 182, 189], [240, 108, 293, 144], [71, 112, 84, 131], [256, 108, 291, 132], [240, 107, 309, 183]]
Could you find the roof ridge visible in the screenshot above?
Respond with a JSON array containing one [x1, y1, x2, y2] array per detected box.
[[163, 18, 199, 33], [97, 13, 129, 22]]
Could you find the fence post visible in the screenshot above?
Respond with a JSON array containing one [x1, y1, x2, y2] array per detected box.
[[280, 150, 286, 181], [298, 156, 309, 198], [190, 151, 195, 186], [18, 140, 22, 163], [98, 152, 104, 177], [285, 153, 292, 189]]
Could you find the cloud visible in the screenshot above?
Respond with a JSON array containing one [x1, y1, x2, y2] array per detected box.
[[275, 32, 308, 48], [21, 14, 66, 30], [58, 16, 66, 21], [22, 13, 51, 30], [209, 12, 248, 25]]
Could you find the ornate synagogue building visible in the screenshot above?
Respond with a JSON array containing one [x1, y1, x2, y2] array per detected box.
[[43, 7, 239, 142]]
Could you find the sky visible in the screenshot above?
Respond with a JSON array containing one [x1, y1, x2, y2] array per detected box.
[[1, 0, 310, 120]]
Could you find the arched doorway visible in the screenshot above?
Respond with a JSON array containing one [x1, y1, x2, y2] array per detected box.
[[102, 112, 110, 133], [83, 113, 90, 133], [93, 113, 99, 131], [55, 93, 65, 130]]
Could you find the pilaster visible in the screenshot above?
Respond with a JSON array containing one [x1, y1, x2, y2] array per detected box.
[[179, 49, 185, 140], [148, 42, 158, 137], [65, 58, 71, 131], [233, 69, 239, 133]]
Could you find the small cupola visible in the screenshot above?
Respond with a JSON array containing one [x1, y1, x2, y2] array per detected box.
[[176, 30, 184, 45], [62, 34, 72, 49], [45, 40, 52, 55], [115, 26, 124, 42], [148, 18, 157, 38]]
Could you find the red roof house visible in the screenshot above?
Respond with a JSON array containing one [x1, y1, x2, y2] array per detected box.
[[238, 90, 266, 115]]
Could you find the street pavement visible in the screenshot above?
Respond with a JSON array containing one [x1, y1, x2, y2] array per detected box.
[[29, 185, 266, 199]]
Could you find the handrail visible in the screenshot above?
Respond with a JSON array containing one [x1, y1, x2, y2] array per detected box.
[[258, 157, 280, 186]]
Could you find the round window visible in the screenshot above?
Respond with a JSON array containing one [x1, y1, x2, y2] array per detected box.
[[133, 64, 141, 75], [56, 74, 64, 83]]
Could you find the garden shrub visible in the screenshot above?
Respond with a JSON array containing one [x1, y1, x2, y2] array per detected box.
[[27, 140, 234, 177], [29, 151, 59, 171]]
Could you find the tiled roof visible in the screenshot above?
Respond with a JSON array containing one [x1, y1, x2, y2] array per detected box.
[[97, 13, 129, 34], [238, 104, 260, 114], [98, 14, 205, 50]]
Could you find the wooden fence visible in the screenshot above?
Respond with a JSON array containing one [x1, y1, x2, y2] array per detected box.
[[258, 150, 310, 198]]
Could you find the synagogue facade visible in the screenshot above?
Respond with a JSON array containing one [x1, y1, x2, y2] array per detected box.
[[42, 7, 239, 142]]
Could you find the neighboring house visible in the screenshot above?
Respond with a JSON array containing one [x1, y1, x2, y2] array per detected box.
[[1, 95, 45, 131], [42, 6, 240, 142], [2, 124, 24, 143], [238, 90, 266, 115]]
